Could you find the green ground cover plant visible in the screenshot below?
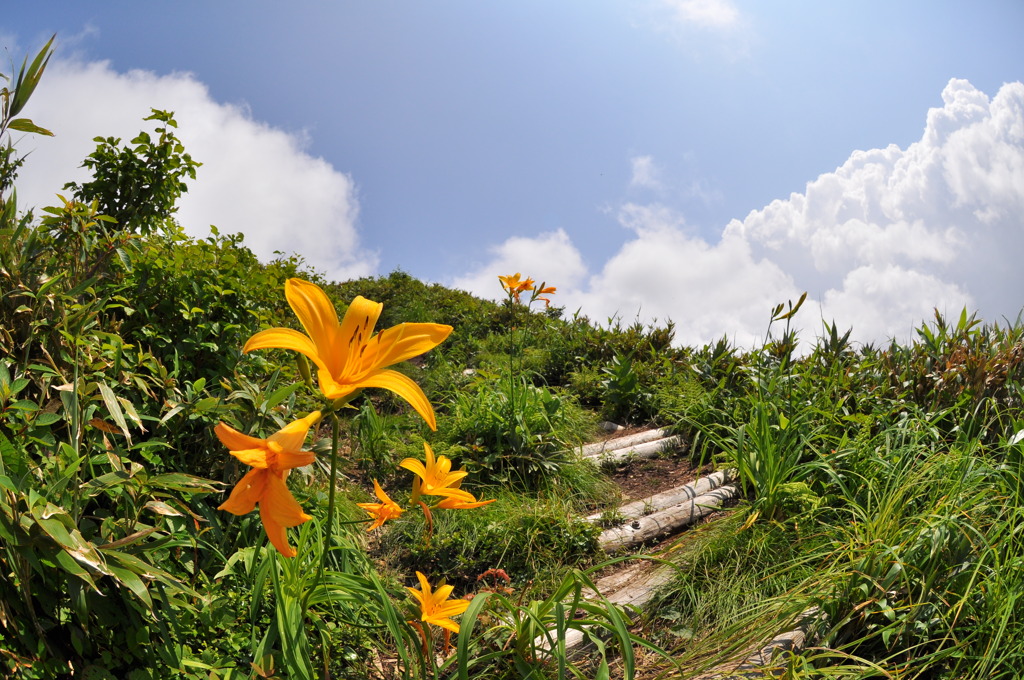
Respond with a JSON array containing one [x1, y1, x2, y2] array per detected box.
[[4, 39, 1024, 680]]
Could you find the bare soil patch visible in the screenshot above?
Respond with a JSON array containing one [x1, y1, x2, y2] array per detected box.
[[606, 455, 714, 503]]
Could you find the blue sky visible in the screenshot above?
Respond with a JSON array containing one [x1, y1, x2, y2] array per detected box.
[[4, 1, 1024, 346]]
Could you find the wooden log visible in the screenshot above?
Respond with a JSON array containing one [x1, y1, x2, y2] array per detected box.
[[585, 469, 735, 523], [584, 435, 685, 465], [576, 427, 670, 458], [599, 485, 740, 552], [536, 559, 676, 655], [697, 608, 822, 679]]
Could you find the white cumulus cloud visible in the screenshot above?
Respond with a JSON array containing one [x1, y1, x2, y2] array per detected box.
[[575, 203, 801, 347], [450, 229, 588, 303], [13, 57, 375, 282], [728, 77, 1024, 339], [454, 78, 1024, 349]]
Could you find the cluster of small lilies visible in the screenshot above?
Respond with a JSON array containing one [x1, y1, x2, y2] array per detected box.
[[215, 274, 552, 644], [214, 277, 494, 640], [498, 272, 556, 307]]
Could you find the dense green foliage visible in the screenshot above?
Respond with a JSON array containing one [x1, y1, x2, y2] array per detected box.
[[4, 40, 1024, 680]]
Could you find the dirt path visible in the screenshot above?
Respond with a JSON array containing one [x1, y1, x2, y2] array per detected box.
[[549, 427, 815, 677]]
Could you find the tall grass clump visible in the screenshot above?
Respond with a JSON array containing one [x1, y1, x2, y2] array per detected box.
[[652, 303, 1024, 679]]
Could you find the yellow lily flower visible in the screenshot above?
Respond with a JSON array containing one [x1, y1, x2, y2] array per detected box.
[[498, 272, 535, 303], [400, 443, 475, 501], [216, 411, 321, 557], [356, 479, 404, 531], [498, 272, 525, 293], [434, 476, 496, 510], [408, 571, 470, 634], [243, 278, 452, 429]]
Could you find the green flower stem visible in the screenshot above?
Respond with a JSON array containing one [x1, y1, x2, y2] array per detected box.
[[303, 410, 340, 612], [325, 411, 341, 555]]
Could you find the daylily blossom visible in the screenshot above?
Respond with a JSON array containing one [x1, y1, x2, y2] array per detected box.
[[356, 479, 404, 531], [216, 411, 321, 557], [243, 278, 452, 429], [498, 273, 535, 303], [408, 571, 470, 634], [400, 443, 475, 502], [435, 476, 496, 510], [535, 284, 557, 307], [498, 272, 528, 293]]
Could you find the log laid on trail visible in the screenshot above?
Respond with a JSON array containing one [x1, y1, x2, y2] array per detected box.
[[536, 559, 676, 656], [696, 608, 822, 679], [583, 434, 685, 465], [598, 484, 741, 552], [585, 469, 736, 523], [577, 427, 671, 458]]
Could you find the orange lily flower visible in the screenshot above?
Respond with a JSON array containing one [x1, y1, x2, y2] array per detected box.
[[400, 443, 475, 501], [408, 571, 470, 634], [243, 278, 452, 429], [216, 411, 321, 557], [535, 284, 557, 307], [357, 479, 404, 531]]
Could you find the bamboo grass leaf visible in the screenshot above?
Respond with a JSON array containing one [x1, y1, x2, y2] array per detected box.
[[98, 381, 132, 444]]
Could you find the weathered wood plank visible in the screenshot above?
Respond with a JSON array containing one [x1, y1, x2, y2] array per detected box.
[[599, 485, 741, 552]]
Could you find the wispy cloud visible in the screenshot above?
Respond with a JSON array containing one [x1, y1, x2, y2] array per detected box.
[[662, 0, 740, 29], [629, 155, 664, 190], [453, 78, 1024, 349], [14, 56, 375, 282], [635, 0, 753, 63]]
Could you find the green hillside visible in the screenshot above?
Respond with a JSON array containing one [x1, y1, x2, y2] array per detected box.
[[4, 41, 1024, 680]]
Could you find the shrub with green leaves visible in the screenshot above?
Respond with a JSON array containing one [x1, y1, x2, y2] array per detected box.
[[442, 373, 595, 487], [379, 493, 601, 590]]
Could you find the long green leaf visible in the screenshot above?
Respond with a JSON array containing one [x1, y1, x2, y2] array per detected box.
[[456, 592, 491, 680], [271, 558, 316, 680], [8, 36, 54, 119], [55, 549, 101, 593], [109, 564, 153, 609], [7, 117, 53, 136], [98, 381, 132, 444]]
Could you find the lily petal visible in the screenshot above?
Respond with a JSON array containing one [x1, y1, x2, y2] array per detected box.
[[262, 473, 313, 528], [229, 448, 271, 468], [432, 583, 455, 603], [372, 478, 391, 503], [358, 369, 438, 430], [399, 457, 428, 478], [243, 327, 329, 374], [427, 616, 462, 634], [218, 468, 267, 515], [437, 494, 496, 509], [268, 410, 322, 451], [285, 278, 341, 361], [260, 505, 297, 558], [215, 422, 269, 453], [334, 295, 384, 377], [423, 483, 471, 499], [433, 599, 471, 618], [275, 450, 316, 470], [363, 322, 453, 376], [408, 571, 431, 605]]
